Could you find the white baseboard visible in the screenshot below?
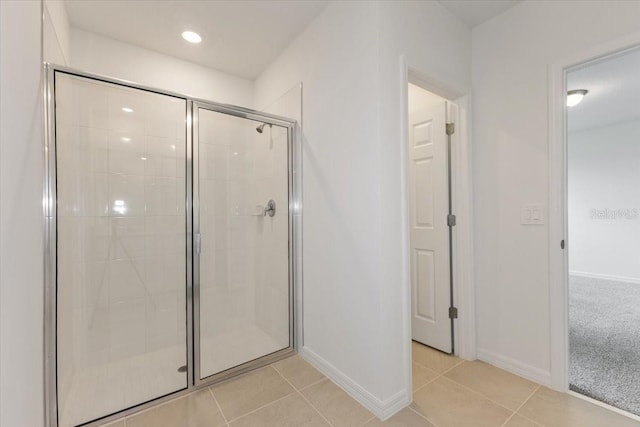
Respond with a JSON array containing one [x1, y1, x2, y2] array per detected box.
[[477, 348, 552, 387], [569, 271, 640, 285], [299, 347, 411, 421]]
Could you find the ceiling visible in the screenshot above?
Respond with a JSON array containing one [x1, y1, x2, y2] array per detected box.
[[64, 0, 330, 80], [568, 47, 640, 132], [437, 0, 521, 28], [63, 0, 522, 80]]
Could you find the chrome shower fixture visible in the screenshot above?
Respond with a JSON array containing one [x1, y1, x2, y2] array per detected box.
[[256, 123, 272, 133]]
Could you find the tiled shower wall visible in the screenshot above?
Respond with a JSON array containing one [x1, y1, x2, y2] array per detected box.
[[199, 111, 256, 339], [252, 124, 290, 344], [55, 74, 187, 425], [198, 110, 290, 377]]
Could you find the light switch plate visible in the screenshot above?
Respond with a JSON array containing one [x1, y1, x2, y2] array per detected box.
[[521, 204, 545, 225]]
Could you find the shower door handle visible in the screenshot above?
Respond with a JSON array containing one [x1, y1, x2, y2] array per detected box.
[[194, 233, 202, 255]]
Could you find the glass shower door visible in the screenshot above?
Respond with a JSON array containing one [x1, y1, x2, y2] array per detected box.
[[55, 72, 188, 426], [195, 106, 292, 380]]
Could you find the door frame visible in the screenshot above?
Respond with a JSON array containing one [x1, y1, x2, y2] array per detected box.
[[400, 56, 476, 370], [191, 100, 297, 387], [43, 64, 300, 427], [548, 32, 640, 392]]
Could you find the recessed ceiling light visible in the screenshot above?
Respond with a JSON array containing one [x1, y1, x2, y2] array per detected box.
[[121, 107, 134, 113], [182, 31, 202, 44], [140, 157, 147, 161], [567, 89, 588, 107], [121, 137, 131, 142]]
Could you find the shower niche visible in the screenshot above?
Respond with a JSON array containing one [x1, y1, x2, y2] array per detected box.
[[45, 68, 297, 427]]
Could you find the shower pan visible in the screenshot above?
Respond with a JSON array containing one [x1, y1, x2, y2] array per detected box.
[[44, 66, 298, 427]]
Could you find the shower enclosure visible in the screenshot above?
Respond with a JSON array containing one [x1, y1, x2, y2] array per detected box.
[[44, 66, 297, 427]]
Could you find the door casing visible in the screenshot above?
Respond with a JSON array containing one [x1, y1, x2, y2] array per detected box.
[[548, 34, 640, 393], [400, 57, 476, 399]]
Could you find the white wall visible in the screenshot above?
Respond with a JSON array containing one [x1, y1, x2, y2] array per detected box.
[[568, 120, 640, 282], [0, 1, 44, 426], [472, 0, 640, 384], [254, 2, 386, 410], [69, 29, 253, 107], [254, 0, 471, 416], [44, 0, 71, 65]]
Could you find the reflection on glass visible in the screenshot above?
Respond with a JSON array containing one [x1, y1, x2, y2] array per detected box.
[[198, 109, 290, 378], [55, 73, 187, 427]]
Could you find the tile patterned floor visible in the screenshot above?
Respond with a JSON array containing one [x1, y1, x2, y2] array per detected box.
[[106, 342, 640, 427]]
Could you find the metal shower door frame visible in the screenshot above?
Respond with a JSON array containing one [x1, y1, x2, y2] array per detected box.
[[43, 64, 298, 427], [191, 100, 297, 387]]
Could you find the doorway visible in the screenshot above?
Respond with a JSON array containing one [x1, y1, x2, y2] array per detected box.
[[406, 83, 456, 354], [566, 46, 640, 417], [45, 67, 298, 426]]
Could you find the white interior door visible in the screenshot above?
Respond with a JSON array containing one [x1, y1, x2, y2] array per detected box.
[[408, 99, 452, 353]]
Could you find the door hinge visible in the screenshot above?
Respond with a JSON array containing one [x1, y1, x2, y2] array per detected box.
[[194, 233, 202, 255], [449, 307, 458, 319], [561, 239, 565, 249], [447, 214, 456, 227], [446, 122, 455, 135]]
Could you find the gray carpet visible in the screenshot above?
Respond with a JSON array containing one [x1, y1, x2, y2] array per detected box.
[[569, 275, 640, 416]]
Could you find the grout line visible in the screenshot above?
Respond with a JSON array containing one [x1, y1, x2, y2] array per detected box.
[[498, 410, 519, 426], [411, 360, 463, 395], [298, 376, 329, 392], [224, 391, 296, 424], [360, 415, 377, 426], [412, 372, 440, 394], [408, 405, 441, 427], [512, 413, 545, 427], [296, 389, 334, 427], [208, 386, 229, 424], [411, 356, 546, 427], [297, 389, 335, 427], [500, 385, 541, 427], [272, 365, 335, 426], [512, 387, 545, 427], [517, 385, 541, 412], [412, 361, 442, 378], [437, 375, 517, 415], [270, 359, 284, 375], [269, 356, 327, 393], [439, 359, 465, 376]]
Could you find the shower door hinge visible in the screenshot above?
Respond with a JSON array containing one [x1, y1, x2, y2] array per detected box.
[[447, 214, 456, 227], [194, 233, 202, 255], [449, 306, 458, 319], [446, 122, 455, 136], [561, 239, 565, 249]]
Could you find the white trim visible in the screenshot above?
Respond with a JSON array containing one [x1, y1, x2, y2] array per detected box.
[[548, 55, 570, 392], [477, 348, 552, 387], [299, 347, 411, 421], [568, 391, 640, 423], [569, 271, 640, 285], [402, 58, 476, 361], [548, 32, 640, 392], [451, 94, 476, 361], [398, 55, 414, 405]]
